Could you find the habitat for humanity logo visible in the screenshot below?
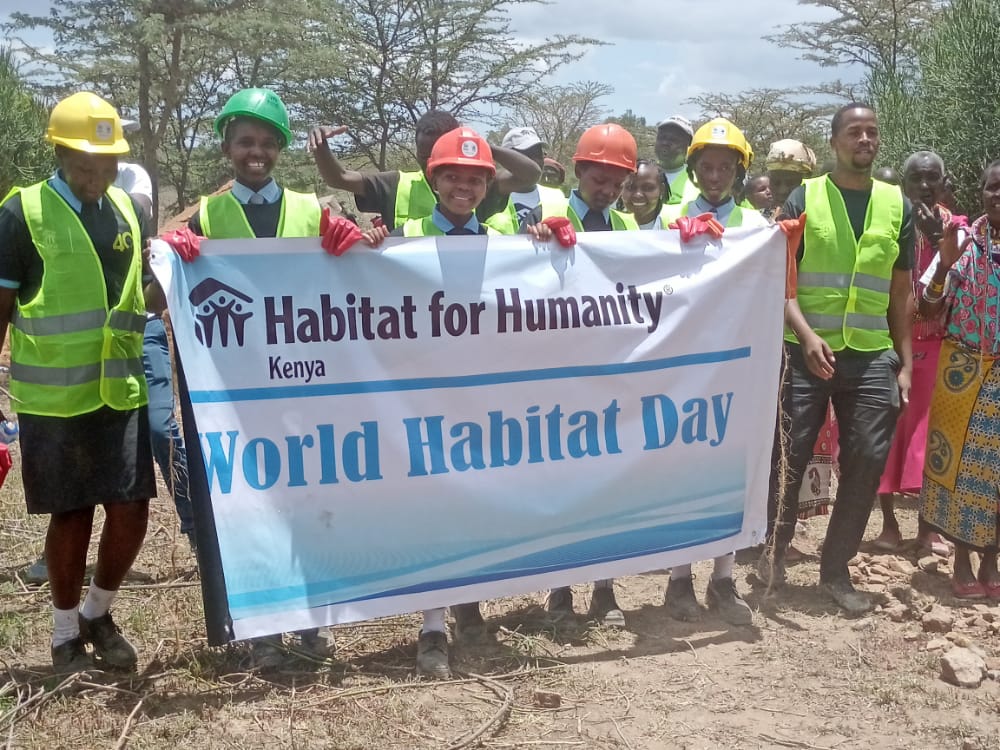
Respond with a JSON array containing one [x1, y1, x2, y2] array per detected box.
[[189, 278, 254, 347]]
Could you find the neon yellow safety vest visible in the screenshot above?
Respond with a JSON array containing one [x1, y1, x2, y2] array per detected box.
[[484, 185, 567, 233], [199, 189, 320, 238], [665, 171, 700, 206], [394, 170, 436, 230], [539, 198, 639, 231], [786, 175, 903, 351], [4, 182, 148, 417], [401, 216, 500, 237], [659, 200, 769, 228]]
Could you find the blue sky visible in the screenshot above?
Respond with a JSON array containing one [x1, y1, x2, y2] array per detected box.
[[1, 0, 856, 124]]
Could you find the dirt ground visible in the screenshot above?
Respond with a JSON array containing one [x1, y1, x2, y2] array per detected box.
[[1, 448, 999, 749]]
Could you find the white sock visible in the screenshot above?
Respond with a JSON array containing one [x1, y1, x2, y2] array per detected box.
[[421, 608, 446, 634], [712, 553, 735, 581], [52, 607, 80, 647], [80, 580, 117, 620], [671, 564, 692, 580], [593, 578, 614, 590]]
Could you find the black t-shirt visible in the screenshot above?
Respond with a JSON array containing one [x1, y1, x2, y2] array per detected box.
[[188, 191, 285, 238], [355, 170, 507, 230], [782, 181, 914, 271], [0, 189, 151, 307]]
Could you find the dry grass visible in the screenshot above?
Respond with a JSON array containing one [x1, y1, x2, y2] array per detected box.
[[1, 444, 999, 748]]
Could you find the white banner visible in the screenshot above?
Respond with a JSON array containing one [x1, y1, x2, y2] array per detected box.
[[151, 227, 785, 639]]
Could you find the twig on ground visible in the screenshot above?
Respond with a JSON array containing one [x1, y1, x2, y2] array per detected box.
[[612, 717, 633, 749], [445, 672, 514, 750], [112, 698, 144, 750], [758, 733, 837, 750]]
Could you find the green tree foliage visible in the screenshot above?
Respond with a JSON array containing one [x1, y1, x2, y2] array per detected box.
[[0, 47, 52, 196], [869, 0, 1000, 213], [767, 0, 943, 74], [287, 0, 598, 171], [499, 80, 610, 168], [5, 0, 312, 220]]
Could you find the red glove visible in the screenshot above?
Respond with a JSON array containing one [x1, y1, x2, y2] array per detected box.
[[669, 212, 725, 243], [0, 444, 11, 489], [160, 226, 202, 262], [540, 216, 577, 248], [320, 208, 364, 256]]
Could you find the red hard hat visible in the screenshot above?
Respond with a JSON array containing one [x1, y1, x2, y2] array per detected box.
[[572, 124, 637, 172], [426, 127, 496, 180]]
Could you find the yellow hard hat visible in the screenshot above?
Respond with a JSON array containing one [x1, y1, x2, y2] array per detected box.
[[687, 118, 752, 170], [46, 92, 129, 155]]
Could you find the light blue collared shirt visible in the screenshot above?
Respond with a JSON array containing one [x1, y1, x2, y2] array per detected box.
[[430, 205, 481, 234], [569, 190, 610, 225], [230, 178, 281, 205], [691, 194, 736, 227], [48, 170, 100, 212]]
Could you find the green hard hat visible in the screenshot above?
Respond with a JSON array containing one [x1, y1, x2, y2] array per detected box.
[[214, 88, 292, 147]]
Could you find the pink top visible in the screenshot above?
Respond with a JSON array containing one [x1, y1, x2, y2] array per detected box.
[[912, 204, 951, 341]]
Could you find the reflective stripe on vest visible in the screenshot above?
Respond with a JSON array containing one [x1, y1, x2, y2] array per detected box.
[[401, 216, 498, 237], [200, 188, 321, 238], [6, 182, 148, 417], [394, 171, 436, 230], [665, 171, 700, 205], [539, 198, 639, 231], [787, 175, 903, 351]]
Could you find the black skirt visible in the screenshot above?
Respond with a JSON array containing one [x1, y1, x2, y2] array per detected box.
[[19, 405, 156, 514]]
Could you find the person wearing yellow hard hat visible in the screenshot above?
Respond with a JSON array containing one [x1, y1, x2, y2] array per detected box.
[[0, 91, 156, 672], [661, 118, 770, 230]]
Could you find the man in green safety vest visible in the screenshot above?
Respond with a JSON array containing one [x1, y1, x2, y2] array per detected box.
[[655, 114, 700, 206], [483, 126, 568, 233], [761, 103, 914, 616], [309, 113, 541, 230], [0, 92, 156, 672]]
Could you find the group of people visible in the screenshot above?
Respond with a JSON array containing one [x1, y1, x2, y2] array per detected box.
[[1, 85, 997, 681]]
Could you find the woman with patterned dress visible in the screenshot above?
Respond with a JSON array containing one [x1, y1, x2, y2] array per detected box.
[[874, 152, 951, 555], [918, 160, 1000, 600]]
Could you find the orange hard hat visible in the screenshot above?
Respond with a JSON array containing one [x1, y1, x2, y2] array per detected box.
[[572, 124, 637, 172], [425, 127, 496, 180]]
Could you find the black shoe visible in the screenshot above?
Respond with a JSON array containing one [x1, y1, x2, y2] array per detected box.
[[588, 587, 625, 628], [51, 637, 93, 673], [78, 612, 137, 670], [451, 602, 486, 642], [546, 587, 574, 619], [416, 630, 451, 679], [664, 576, 703, 622], [705, 577, 753, 625], [820, 580, 872, 616]]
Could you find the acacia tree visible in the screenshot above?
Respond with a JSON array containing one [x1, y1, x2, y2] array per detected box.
[[287, 0, 599, 171], [766, 0, 943, 75], [5, 0, 315, 219], [502, 80, 611, 167], [0, 46, 52, 196]]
